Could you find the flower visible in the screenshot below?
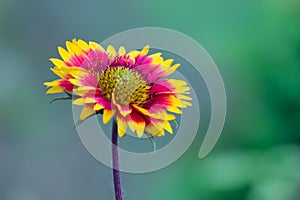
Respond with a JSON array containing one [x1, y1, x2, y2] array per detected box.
[[44, 39, 192, 137]]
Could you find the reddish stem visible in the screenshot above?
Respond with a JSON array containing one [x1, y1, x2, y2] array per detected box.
[[112, 120, 123, 200]]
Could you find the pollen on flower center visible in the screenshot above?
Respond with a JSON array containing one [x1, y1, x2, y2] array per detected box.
[[99, 66, 151, 105]]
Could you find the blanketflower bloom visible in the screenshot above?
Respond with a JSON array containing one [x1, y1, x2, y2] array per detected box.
[[44, 39, 192, 137]]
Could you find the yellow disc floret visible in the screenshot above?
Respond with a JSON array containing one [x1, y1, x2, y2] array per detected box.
[[99, 66, 151, 105]]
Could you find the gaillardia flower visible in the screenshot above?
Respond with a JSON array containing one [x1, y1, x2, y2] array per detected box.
[[44, 39, 192, 137]]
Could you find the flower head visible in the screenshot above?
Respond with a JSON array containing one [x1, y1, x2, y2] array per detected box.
[[44, 39, 192, 137]]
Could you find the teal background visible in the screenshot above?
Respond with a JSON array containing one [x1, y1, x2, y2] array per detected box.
[[1, 0, 300, 200]]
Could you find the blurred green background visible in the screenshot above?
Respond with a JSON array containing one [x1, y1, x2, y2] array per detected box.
[[1, 0, 300, 199]]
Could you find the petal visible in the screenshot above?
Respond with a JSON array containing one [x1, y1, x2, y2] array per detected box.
[[145, 119, 165, 136], [73, 86, 95, 96], [73, 98, 85, 105], [151, 56, 163, 65], [156, 129, 165, 136], [148, 80, 175, 95], [150, 111, 167, 120], [127, 111, 145, 137], [80, 106, 95, 121], [167, 106, 182, 114], [118, 125, 127, 137], [103, 108, 115, 124], [81, 48, 109, 72], [162, 59, 174, 67], [77, 39, 91, 51], [140, 45, 150, 56], [50, 68, 68, 79], [67, 67, 89, 79], [166, 114, 176, 121], [117, 104, 132, 117], [116, 114, 128, 137], [46, 86, 64, 94], [127, 50, 140, 58], [178, 94, 192, 101], [44, 79, 62, 87], [69, 78, 81, 86], [70, 40, 85, 55], [131, 104, 150, 116], [148, 52, 162, 61], [159, 60, 181, 76], [58, 46, 71, 61], [94, 103, 104, 111], [164, 121, 173, 134], [89, 41, 105, 51], [58, 80, 74, 92], [49, 58, 66, 68], [179, 100, 192, 108], [107, 45, 117, 58], [168, 79, 190, 94], [118, 46, 126, 56], [170, 63, 180, 71], [84, 97, 97, 103]]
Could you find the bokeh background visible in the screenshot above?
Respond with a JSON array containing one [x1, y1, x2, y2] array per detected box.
[[1, 0, 300, 199]]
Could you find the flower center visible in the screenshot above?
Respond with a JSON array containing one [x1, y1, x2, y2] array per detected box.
[[99, 67, 150, 105]]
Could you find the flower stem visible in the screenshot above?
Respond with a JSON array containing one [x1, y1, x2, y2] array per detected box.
[[112, 120, 123, 200]]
